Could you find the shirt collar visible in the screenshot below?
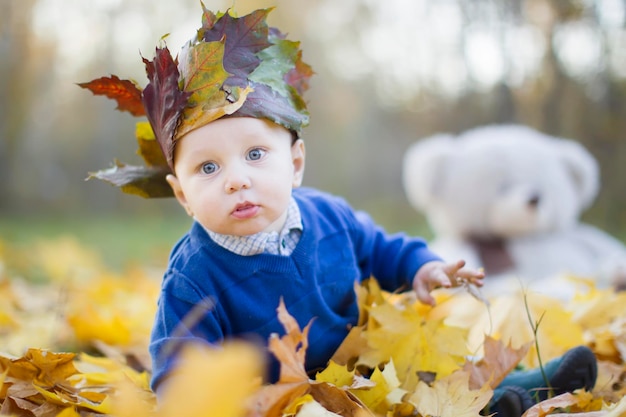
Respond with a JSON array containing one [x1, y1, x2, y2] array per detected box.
[[205, 197, 302, 256]]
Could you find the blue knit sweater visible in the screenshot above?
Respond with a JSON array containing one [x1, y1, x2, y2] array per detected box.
[[149, 187, 441, 390]]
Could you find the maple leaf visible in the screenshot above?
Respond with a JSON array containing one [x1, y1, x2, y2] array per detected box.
[[357, 301, 470, 391], [0, 349, 77, 385], [251, 301, 374, 417], [176, 38, 251, 140], [198, 8, 310, 134], [409, 370, 493, 417], [78, 75, 145, 117], [271, 299, 311, 383], [0, 349, 116, 415], [200, 8, 272, 84], [250, 299, 312, 416], [87, 160, 173, 198], [347, 360, 401, 414], [142, 45, 191, 170], [463, 335, 532, 389]]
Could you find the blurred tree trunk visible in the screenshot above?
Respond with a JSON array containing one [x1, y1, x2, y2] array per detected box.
[[0, 0, 37, 213]]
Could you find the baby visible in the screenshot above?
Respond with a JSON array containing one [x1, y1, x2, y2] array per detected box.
[[80, 6, 596, 417]]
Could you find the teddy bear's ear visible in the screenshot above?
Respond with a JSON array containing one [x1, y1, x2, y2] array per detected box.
[[402, 134, 455, 211], [556, 138, 600, 209]]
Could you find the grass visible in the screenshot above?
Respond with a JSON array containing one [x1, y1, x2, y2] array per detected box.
[[0, 205, 433, 274], [0, 213, 192, 271]]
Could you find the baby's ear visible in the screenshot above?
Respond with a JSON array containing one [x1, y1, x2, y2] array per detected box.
[[402, 134, 455, 211], [166, 174, 193, 216], [291, 139, 306, 187]]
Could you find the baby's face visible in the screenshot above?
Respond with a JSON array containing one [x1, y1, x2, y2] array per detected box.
[[167, 117, 305, 236]]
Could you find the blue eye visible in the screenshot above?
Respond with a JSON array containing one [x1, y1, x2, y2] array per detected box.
[[201, 162, 218, 174], [247, 148, 266, 161]]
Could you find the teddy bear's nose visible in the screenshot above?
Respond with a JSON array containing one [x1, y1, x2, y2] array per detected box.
[[528, 193, 540, 207]]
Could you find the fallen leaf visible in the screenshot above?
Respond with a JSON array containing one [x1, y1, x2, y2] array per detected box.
[[463, 335, 532, 389], [157, 342, 263, 417], [410, 370, 492, 417]]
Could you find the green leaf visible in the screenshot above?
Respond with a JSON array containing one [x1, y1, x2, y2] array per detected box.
[[249, 38, 299, 98], [176, 39, 250, 139]]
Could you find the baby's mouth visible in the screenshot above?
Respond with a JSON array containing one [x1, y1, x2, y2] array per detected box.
[[232, 202, 259, 219]]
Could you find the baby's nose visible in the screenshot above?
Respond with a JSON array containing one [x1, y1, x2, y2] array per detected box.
[[224, 170, 251, 192]]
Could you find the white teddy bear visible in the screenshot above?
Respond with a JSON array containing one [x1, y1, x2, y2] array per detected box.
[[402, 124, 626, 298]]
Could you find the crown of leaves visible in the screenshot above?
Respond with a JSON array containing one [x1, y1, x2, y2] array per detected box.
[[79, 4, 313, 198]]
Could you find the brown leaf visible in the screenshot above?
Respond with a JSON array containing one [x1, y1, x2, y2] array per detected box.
[[522, 392, 589, 417], [270, 298, 311, 383], [463, 335, 532, 389], [309, 383, 374, 417]]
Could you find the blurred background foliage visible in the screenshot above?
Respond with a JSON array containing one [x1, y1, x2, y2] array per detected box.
[[1, 0, 625, 268]]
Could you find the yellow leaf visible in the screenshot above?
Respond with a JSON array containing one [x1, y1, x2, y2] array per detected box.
[[410, 370, 493, 417], [56, 407, 81, 417], [135, 121, 167, 167], [349, 360, 400, 412], [112, 376, 156, 417], [438, 292, 584, 368], [283, 393, 315, 416], [315, 360, 355, 388], [330, 326, 369, 366], [71, 353, 150, 389], [358, 302, 469, 390], [157, 342, 263, 417], [34, 236, 103, 283], [33, 382, 113, 414]]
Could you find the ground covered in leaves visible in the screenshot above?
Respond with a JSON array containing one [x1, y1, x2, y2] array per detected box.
[[1, 236, 625, 417]]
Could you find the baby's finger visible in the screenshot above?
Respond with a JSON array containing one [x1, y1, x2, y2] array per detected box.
[[415, 281, 436, 306], [442, 260, 465, 276], [456, 268, 485, 285], [432, 269, 454, 289]]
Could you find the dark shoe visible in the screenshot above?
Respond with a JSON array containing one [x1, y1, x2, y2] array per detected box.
[[533, 345, 597, 401], [485, 385, 534, 417]]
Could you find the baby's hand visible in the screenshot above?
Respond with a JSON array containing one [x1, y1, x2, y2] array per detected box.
[[412, 260, 485, 306]]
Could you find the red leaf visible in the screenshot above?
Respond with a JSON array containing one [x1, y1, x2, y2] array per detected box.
[[286, 50, 314, 97], [78, 75, 145, 117]]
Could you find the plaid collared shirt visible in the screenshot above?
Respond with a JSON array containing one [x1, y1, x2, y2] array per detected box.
[[206, 197, 303, 256]]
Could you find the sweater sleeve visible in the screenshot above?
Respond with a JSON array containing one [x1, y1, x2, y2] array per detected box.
[[350, 209, 442, 292], [149, 269, 224, 392]]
